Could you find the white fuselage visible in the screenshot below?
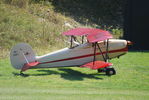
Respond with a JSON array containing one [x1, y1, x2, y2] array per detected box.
[[34, 39, 128, 68]]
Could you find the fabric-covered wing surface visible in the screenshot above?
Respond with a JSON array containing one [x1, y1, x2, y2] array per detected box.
[[63, 28, 93, 36], [63, 28, 113, 42], [87, 29, 113, 43]]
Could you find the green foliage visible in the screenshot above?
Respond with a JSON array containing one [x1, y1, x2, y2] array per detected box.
[[51, 0, 126, 29], [2, 0, 125, 28], [0, 2, 80, 58], [0, 1, 124, 58], [0, 52, 149, 99], [111, 28, 123, 38], [3, 0, 29, 8]]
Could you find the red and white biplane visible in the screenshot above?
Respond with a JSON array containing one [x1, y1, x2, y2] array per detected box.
[[10, 28, 132, 76]]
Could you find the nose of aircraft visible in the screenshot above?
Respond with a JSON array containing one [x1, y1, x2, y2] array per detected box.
[[127, 41, 133, 45]]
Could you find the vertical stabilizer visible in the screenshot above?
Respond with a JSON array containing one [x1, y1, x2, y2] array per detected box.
[[10, 43, 36, 70]]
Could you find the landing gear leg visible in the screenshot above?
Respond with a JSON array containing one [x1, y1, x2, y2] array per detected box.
[[20, 71, 24, 76], [97, 68, 106, 73], [97, 68, 104, 73], [105, 68, 116, 76], [19, 71, 29, 77]]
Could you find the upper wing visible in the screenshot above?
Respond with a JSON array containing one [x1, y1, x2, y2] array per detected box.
[[63, 28, 93, 36], [87, 29, 113, 43], [63, 28, 113, 42]]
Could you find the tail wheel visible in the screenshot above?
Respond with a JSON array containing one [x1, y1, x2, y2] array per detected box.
[[105, 68, 116, 76]]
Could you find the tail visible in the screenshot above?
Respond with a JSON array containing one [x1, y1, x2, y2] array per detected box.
[[10, 43, 39, 72]]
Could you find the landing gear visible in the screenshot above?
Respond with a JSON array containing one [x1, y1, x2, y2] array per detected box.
[[19, 71, 29, 77], [20, 71, 26, 76], [105, 68, 116, 76], [97, 68, 104, 73], [97, 67, 116, 76]]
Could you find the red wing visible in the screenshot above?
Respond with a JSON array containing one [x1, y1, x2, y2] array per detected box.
[[63, 28, 113, 42], [87, 29, 113, 43], [80, 61, 112, 70], [63, 28, 92, 36]]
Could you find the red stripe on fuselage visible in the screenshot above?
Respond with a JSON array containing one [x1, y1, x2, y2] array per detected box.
[[39, 47, 128, 65]]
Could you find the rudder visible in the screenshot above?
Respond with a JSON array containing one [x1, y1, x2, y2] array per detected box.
[[10, 43, 36, 70]]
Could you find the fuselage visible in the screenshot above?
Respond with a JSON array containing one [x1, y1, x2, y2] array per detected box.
[[34, 39, 128, 68]]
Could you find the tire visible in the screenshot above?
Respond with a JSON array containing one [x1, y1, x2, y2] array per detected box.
[[105, 68, 116, 76]]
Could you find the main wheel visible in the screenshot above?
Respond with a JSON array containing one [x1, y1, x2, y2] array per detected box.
[[105, 68, 116, 76]]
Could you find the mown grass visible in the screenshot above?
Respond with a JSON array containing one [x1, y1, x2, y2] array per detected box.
[[0, 52, 149, 100]]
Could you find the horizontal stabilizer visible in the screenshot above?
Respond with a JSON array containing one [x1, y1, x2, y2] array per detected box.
[[21, 61, 39, 72], [80, 61, 112, 70]]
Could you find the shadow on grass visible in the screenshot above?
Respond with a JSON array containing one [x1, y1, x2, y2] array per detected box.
[[58, 68, 104, 81], [12, 70, 59, 77], [12, 72, 29, 77], [12, 68, 105, 80], [32, 70, 59, 76]]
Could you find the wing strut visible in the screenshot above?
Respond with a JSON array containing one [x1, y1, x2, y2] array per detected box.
[[105, 39, 109, 62], [96, 42, 106, 62], [93, 42, 97, 65], [81, 39, 112, 70]]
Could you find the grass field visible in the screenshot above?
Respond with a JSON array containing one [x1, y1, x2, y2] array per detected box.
[[0, 52, 149, 100]]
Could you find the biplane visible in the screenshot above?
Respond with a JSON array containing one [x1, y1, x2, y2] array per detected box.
[[10, 28, 132, 76]]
